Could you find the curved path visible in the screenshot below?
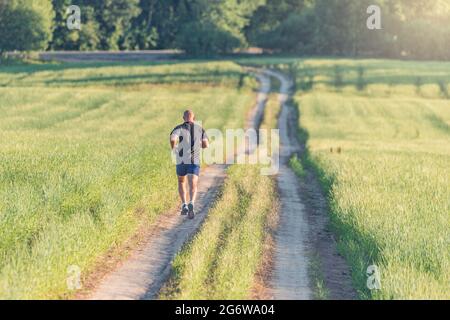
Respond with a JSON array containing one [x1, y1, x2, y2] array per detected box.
[[265, 69, 356, 300], [263, 70, 312, 300], [87, 72, 271, 300]]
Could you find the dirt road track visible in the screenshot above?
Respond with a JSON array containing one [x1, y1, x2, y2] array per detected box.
[[89, 165, 226, 300], [265, 70, 356, 300], [262, 70, 312, 299]]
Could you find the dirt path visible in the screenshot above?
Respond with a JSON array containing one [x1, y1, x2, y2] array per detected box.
[[89, 165, 226, 300], [260, 70, 312, 299], [38, 50, 180, 62], [87, 72, 270, 300], [264, 70, 356, 300]]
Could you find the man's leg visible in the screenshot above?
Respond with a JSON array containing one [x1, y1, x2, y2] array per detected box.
[[178, 176, 187, 204], [187, 174, 198, 204], [187, 174, 198, 219]]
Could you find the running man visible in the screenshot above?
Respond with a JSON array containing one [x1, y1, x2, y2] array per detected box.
[[170, 110, 209, 219]]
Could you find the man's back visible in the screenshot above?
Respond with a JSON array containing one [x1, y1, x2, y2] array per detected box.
[[170, 122, 207, 165]]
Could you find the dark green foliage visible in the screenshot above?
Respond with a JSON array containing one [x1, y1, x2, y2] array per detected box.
[[50, 1, 101, 50], [0, 0, 54, 53], [1, 0, 449, 59], [50, 0, 141, 51], [174, 22, 241, 55], [245, 0, 308, 46], [258, 10, 318, 54]]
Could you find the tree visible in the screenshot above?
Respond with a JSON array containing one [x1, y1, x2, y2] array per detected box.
[[50, 0, 140, 51], [88, 0, 141, 50], [122, 0, 160, 50], [313, 0, 382, 56], [175, 21, 241, 56], [249, 0, 389, 57], [387, 0, 450, 60], [50, 1, 100, 50], [207, 0, 265, 46], [245, 0, 308, 47], [124, 0, 184, 50], [253, 9, 316, 53], [2, 0, 448, 59], [0, 0, 54, 53], [172, 0, 263, 54]]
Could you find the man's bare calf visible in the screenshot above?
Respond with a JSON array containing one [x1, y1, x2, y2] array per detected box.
[[187, 174, 198, 204]]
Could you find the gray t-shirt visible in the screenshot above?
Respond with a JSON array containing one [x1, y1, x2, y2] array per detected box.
[[170, 122, 208, 165]]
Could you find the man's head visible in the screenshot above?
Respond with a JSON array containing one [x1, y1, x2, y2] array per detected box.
[[183, 110, 195, 123]]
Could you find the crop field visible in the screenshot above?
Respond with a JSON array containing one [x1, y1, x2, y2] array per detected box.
[[239, 58, 450, 98], [0, 61, 245, 87], [287, 59, 450, 299], [0, 61, 254, 299], [1, 56, 448, 300]]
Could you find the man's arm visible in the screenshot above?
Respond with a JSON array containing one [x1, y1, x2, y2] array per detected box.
[[170, 138, 177, 150], [202, 138, 209, 149], [170, 126, 180, 150], [201, 128, 209, 149]]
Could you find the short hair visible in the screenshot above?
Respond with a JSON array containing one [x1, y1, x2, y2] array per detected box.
[[184, 110, 194, 118]]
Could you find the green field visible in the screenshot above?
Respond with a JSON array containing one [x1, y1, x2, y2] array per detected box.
[[288, 59, 450, 299], [1, 57, 449, 300], [0, 61, 254, 299], [0, 61, 245, 87], [240, 57, 450, 99]]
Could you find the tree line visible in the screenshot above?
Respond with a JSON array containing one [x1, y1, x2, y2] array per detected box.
[[1, 0, 449, 60]]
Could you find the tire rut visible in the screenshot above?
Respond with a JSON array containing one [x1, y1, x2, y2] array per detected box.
[[264, 69, 356, 300]]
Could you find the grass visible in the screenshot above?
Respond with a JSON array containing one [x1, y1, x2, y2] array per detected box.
[[0, 60, 248, 88], [289, 155, 306, 179], [309, 253, 329, 300], [259, 94, 280, 131], [238, 57, 450, 99], [297, 91, 450, 299], [0, 61, 254, 299]]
